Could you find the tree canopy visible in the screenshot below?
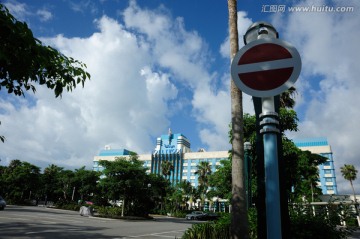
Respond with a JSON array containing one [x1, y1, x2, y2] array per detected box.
[[98, 155, 170, 216], [0, 4, 90, 98], [161, 160, 174, 180], [0, 4, 91, 142], [0, 160, 100, 204]]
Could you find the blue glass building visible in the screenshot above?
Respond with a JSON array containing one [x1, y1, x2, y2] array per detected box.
[[93, 130, 228, 186]]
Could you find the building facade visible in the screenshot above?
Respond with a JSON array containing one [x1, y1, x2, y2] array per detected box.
[[93, 133, 338, 195], [93, 131, 228, 187], [293, 137, 338, 195]]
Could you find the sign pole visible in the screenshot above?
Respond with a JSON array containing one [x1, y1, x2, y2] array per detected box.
[[260, 97, 282, 239], [231, 21, 301, 239]]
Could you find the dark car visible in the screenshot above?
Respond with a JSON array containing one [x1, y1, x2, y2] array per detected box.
[[202, 212, 220, 221], [0, 196, 6, 210], [185, 211, 220, 221]]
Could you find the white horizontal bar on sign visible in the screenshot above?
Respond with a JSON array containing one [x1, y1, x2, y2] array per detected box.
[[235, 58, 296, 74]]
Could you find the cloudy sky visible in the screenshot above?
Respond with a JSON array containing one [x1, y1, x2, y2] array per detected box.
[[0, 0, 359, 194]]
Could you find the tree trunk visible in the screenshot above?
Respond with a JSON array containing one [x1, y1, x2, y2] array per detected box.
[[228, 0, 249, 238], [350, 180, 357, 202], [350, 180, 359, 214]]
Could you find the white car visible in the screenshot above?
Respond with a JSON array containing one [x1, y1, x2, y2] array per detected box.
[[185, 211, 207, 220], [0, 196, 6, 210]]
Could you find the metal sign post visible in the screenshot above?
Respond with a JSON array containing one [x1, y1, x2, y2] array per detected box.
[[231, 21, 301, 239]]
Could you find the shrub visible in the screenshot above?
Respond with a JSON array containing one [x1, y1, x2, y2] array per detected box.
[[181, 205, 356, 239], [55, 201, 81, 211], [96, 206, 123, 218], [182, 221, 230, 239], [181, 213, 230, 239], [289, 204, 354, 239]]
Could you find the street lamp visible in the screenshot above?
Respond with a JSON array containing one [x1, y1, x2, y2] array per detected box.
[[121, 189, 125, 217], [244, 142, 252, 209], [243, 21, 279, 45]]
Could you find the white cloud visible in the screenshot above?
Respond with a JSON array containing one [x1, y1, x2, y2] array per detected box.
[[3, 1, 29, 21], [37, 9, 53, 22], [193, 85, 230, 150], [278, 0, 360, 194], [0, 13, 169, 169], [220, 11, 253, 58], [4, 1, 53, 23], [122, 1, 233, 150], [0, 1, 233, 170], [68, 0, 99, 15]]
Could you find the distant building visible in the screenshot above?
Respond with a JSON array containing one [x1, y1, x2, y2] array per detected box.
[[93, 130, 228, 187], [293, 137, 338, 195], [93, 133, 338, 195]]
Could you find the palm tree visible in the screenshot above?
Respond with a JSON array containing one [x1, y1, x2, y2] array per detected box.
[[161, 160, 174, 180], [195, 161, 212, 209], [195, 161, 212, 188], [341, 164, 358, 202], [228, 0, 249, 238], [43, 164, 64, 201], [177, 180, 194, 210], [44, 164, 63, 175], [280, 86, 297, 108]]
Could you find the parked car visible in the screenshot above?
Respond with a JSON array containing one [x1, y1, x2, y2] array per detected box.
[[0, 196, 6, 210], [186, 211, 207, 220], [185, 211, 220, 221], [203, 212, 220, 221]]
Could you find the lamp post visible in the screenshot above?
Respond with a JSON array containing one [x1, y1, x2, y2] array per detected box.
[[244, 142, 252, 209], [244, 22, 282, 239], [121, 189, 125, 217]]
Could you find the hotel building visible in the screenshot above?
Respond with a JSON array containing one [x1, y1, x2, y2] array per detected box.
[[93, 131, 228, 187], [93, 132, 338, 195], [293, 137, 338, 195]]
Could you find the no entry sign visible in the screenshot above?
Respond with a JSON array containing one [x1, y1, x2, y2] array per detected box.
[[231, 38, 301, 97]]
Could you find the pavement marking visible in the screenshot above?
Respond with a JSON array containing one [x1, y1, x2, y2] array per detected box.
[[25, 228, 79, 235], [125, 230, 186, 238], [0, 214, 85, 224], [88, 216, 116, 221], [0, 216, 31, 221]]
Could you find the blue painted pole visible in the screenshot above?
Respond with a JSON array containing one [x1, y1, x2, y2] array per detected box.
[[261, 97, 282, 239]]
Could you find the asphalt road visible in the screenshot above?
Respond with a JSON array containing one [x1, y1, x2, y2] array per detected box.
[[3, 206, 360, 239], [0, 205, 199, 239]]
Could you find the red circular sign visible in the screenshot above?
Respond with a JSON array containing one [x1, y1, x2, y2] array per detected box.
[[231, 38, 301, 97]]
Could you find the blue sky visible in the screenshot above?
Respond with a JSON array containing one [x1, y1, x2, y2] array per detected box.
[[1, 0, 359, 194]]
